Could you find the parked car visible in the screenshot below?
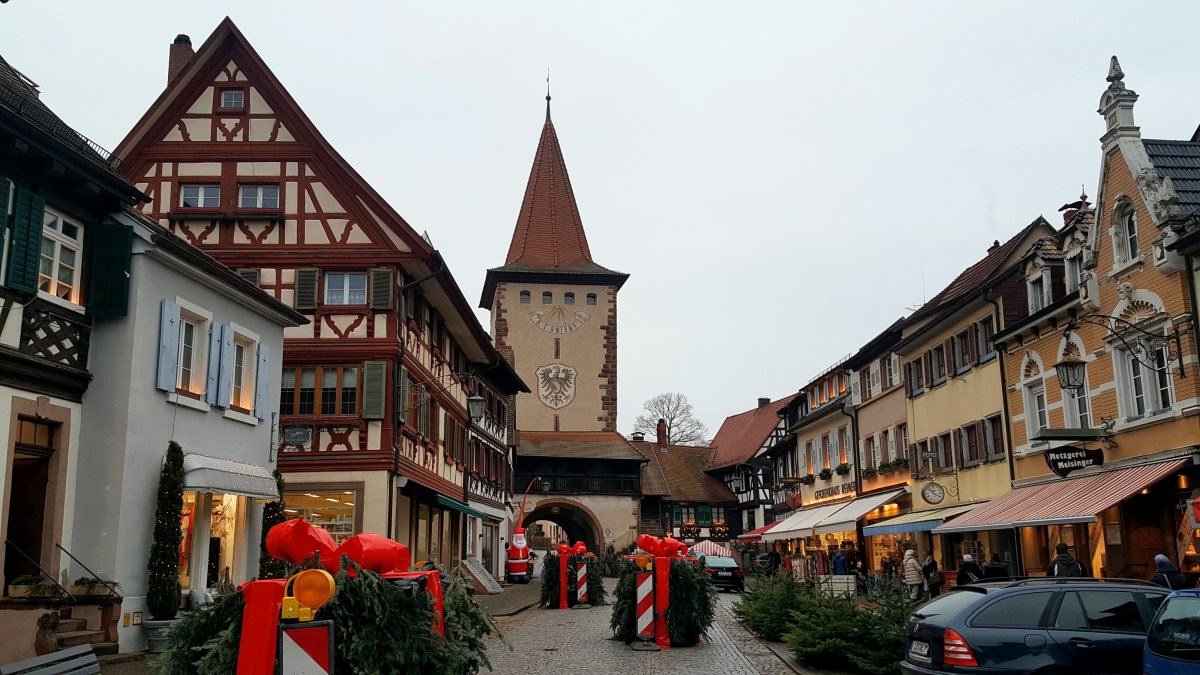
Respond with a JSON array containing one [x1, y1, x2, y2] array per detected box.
[[701, 555, 745, 592], [1144, 588, 1200, 674], [900, 578, 1168, 674]]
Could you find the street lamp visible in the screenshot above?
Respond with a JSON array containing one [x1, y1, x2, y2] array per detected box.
[[1054, 354, 1089, 394], [466, 394, 485, 423]]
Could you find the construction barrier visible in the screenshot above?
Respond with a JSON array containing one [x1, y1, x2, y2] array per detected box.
[[575, 560, 589, 606], [635, 572, 654, 640]]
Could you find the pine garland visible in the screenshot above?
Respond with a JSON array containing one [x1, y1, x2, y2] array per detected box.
[[609, 559, 716, 646], [147, 441, 184, 620], [582, 556, 607, 606], [257, 471, 287, 579], [539, 552, 560, 608], [151, 590, 244, 675], [609, 565, 638, 642]]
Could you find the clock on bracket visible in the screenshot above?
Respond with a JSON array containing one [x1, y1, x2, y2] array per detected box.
[[921, 482, 946, 505]]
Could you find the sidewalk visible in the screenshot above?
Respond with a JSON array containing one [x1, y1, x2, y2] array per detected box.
[[478, 577, 543, 616]]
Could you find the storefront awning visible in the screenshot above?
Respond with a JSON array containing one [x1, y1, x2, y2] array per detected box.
[[763, 501, 848, 542], [862, 503, 979, 536], [934, 458, 1190, 534], [812, 489, 907, 536], [436, 495, 489, 521], [182, 453, 278, 500], [736, 521, 780, 542]]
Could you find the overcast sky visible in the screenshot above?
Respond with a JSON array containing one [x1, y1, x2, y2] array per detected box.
[[2, 2, 1198, 438]]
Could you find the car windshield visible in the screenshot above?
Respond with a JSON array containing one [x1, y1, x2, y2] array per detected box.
[[910, 588, 987, 624], [704, 556, 737, 567], [1148, 596, 1200, 662]]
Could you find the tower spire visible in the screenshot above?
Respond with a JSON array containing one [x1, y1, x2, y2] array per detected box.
[[545, 68, 552, 121]]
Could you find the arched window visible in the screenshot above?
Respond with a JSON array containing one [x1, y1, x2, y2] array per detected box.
[[542, 291, 553, 304], [1117, 203, 1138, 262], [564, 292, 575, 305], [519, 291, 530, 304], [586, 293, 597, 306]]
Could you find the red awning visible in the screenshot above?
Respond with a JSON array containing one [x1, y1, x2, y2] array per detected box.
[[935, 458, 1189, 533], [736, 521, 780, 541]]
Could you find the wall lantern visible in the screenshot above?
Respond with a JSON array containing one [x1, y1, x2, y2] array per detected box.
[[466, 394, 486, 422], [1054, 354, 1088, 394]]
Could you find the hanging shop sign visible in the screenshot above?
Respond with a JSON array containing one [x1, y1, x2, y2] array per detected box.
[[1045, 447, 1103, 478], [282, 426, 313, 446]]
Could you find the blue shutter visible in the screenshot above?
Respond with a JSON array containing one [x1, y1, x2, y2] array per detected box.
[[216, 321, 234, 403], [156, 299, 181, 391], [205, 323, 223, 405], [253, 343, 271, 420]]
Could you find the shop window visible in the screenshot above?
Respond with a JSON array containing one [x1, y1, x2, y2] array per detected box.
[[284, 489, 359, 545], [179, 492, 246, 590]]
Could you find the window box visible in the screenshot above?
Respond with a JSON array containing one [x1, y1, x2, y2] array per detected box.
[[818, 468, 833, 481], [834, 462, 851, 476], [798, 474, 816, 485], [861, 467, 878, 479]]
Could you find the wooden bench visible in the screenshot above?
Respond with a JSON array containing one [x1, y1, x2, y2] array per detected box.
[[0, 645, 99, 675]]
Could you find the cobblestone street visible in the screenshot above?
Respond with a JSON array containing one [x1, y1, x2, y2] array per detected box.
[[484, 580, 792, 675]]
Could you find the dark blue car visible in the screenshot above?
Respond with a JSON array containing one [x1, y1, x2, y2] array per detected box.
[[1144, 588, 1200, 674], [901, 578, 1168, 674]]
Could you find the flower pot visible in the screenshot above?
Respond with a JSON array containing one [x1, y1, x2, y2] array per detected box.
[[143, 618, 177, 653], [8, 585, 57, 599]]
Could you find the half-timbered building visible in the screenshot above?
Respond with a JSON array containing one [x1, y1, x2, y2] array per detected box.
[[114, 21, 525, 568]]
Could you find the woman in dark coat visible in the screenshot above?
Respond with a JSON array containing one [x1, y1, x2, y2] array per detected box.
[[1152, 554, 1189, 590], [922, 555, 943, 598]]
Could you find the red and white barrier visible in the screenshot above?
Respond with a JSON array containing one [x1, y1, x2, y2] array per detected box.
[[577, 561, 589, 604], [635, 572, 654, 639]]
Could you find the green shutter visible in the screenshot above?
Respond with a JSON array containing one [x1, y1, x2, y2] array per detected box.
[[672, 505, 682, 527], [293, 268, 318, 310], [0, 177, 11, 259], [86, 223, 133, 318], [361, 360, 387, 420], [698, 505, 713, 527], [4, 186, 45, 294]]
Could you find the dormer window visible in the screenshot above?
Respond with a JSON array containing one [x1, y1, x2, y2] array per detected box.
[[1029, 276, 1046, 312], [1065, 254, 1082, 293], [220, 89, 245, 110], [1120, 208, 1138, 261]]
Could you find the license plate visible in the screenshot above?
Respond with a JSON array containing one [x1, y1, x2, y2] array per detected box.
[[718, 571, 732, 577], [909, 640, 930, 662]]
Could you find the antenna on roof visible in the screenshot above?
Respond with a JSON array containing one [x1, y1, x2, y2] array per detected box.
[[545, 68, 552, 121]]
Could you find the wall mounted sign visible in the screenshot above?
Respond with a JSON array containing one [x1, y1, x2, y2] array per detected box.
[[283, 426, 312, 446], [1044, 447, 1103, 478], [813, 483, 856, 500]]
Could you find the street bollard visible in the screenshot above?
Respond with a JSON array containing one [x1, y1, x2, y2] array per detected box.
[[573, 559, 591, 608], [630, 569, 659, 651]]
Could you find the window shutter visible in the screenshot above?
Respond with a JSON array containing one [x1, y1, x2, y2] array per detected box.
[[205, 321, 224, 401], [85, 223, 134, 318], [0, 177, 10, 257], [216, 323, 235, 407], [849, 370, 862, 405], [253, 343, 271, 419], [368, 267, 393, 310], [698, 505, 713, 527], [361, 360, 387, 420], [945, 338, 955, 374], [887, 427, 897, 461], [237, 268, 261, 286], [293, 268, 318, 310], [890, 354, 902, 385], [924, 351, 933, 383], [672, 505, 682, 527], [397, 367, 410, 424], [156, 299, 181, 392], [4, 186, 46, 294]]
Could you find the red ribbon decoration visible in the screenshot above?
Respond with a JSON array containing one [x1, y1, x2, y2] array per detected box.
[[556, 544, 572, 608], [635, 534, 690, 650]]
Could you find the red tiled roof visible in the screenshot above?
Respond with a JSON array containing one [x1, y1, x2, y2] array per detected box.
[[504, 117, 595, 271], [516, 431, 645, 461], [908, 218, 1054, 323], [631, 441, 737, 504], [708, 393, 802, 470]]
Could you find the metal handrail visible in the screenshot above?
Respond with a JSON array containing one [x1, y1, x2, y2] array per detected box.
[[55, 543, 122, 600], [3, 539, 74, 603]]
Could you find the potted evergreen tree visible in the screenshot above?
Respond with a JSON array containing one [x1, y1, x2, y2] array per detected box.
[[144, 441, 184, 652], [258, 470, 288, 579]]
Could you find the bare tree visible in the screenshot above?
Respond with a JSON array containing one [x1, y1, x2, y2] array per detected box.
[[633, 393, 709, 445]]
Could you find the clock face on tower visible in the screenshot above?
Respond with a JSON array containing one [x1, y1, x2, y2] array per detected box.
[[921, 482, 946, 505], [528, 306, 591, 334]]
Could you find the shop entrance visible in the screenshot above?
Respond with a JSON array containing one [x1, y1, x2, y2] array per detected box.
[[4, 419, 57, 585]]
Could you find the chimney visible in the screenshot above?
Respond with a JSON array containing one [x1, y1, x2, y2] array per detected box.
[[656, 418, 668, 448], [168, 34, 194, 84], [987, 240, 1000, 252], [757, 397, 771, 408]]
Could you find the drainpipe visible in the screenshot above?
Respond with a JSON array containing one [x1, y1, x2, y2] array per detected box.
[[986, 287, 1023, 574]]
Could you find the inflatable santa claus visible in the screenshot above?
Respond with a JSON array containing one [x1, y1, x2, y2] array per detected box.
[[505, 526, 533, 584]]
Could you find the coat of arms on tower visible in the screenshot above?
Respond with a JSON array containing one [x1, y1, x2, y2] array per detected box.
[[536, 363, 577, 409]]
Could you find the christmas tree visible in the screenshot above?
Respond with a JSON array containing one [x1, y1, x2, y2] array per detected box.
[[146, 441, 184, 620], [257, 471, 287, 579]]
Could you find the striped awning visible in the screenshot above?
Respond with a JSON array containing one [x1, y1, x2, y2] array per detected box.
[[934, 458, 1190, 534], [691, 539, 734, 557], [763, 501, 849, 542], [862, 503, 979, 536], [736, 521, 780, 542]]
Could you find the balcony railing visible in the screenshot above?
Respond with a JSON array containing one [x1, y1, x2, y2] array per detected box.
[[20, 300, 91, 371], [515, 473, 640, 495]]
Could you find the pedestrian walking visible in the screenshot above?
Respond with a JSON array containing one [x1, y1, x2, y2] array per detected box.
[[958, 554, 985, 584], [1152, 554, 1189, 590], [1047, 543, 1086, 577], [767, 546, 782, 574], [903, 549, 923, 600], [922, 554, 944, 599], [982, 553, 1009, 578], [832, 549, 849, 575]]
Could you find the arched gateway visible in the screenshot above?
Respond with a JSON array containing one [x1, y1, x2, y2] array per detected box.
[[523, 498, 605, 553]]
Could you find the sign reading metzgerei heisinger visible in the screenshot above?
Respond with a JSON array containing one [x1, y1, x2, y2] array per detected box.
[[1044, 447, 1104, 478]]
